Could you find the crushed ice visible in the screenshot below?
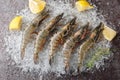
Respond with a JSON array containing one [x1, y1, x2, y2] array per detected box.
[[4, 0, 110, 75]]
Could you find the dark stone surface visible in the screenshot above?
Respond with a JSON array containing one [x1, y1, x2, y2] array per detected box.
[[0, 0, 120, 80]]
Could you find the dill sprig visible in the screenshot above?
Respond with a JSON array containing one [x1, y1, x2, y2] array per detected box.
[[86, 47, 110, 68]]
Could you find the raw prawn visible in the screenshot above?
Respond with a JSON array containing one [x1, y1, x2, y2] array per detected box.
[[77, 22, 104, 72], [33, 13, 64, 64], [49, 17, 77, 65], [21, 12, 49, 59]]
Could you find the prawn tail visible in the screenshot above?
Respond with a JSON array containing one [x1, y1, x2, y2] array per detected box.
[[77, 62, 82, 73], [49, 57, 54, 66], [21, 48, 25, 60], [33, 53, 39, 64], [49, 40, 59, 65], [49, 51, 55, 66], [64, 62, 69, 73]]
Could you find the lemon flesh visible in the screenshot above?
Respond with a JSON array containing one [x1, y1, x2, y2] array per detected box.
[[29, 0, 46, 14], [103, 26, 117, 41], [9, 16, 22, 31], [75, 0, 94, 12]]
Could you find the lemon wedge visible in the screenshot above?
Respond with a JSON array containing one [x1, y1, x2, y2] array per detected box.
[[9, 16, 22, 31], [75, 0, 94, 12], [103, 25, 117, 41], [29, 0, 46, 14]]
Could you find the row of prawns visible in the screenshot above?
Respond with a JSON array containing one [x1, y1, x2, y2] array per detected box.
[[21, 11, 104, 72]]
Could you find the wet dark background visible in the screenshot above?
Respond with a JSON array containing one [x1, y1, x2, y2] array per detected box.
[[0, 0, 120, 80]]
